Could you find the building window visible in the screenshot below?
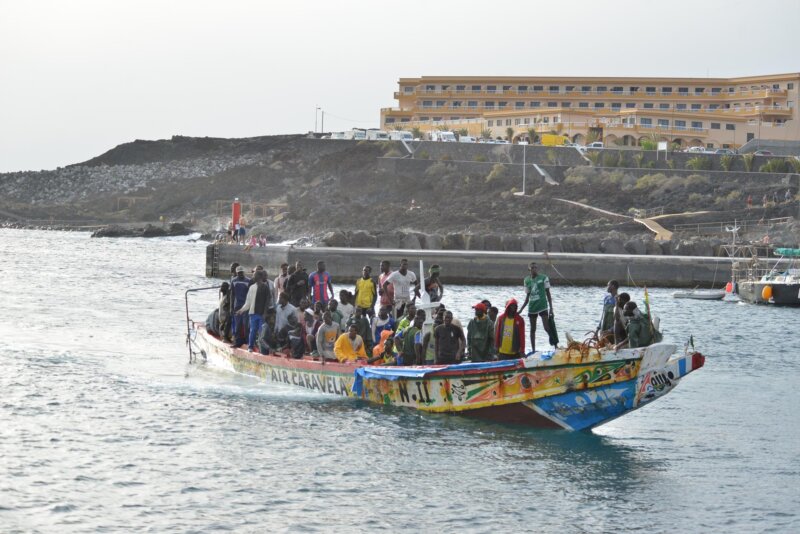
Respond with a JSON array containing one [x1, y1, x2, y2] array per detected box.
[[472, 85, 481, 91], [691, 104, 702, 110], [709, 104, 719, 110], [581, 86, 591, 93], [772, 84, 780, 90], [523, 118, 530, 124], [661, 87, 672, 94], [487, 120, 493, 127], [533, 85, 543, 92], [531, 101, 541, 107], [594, 102, 605, 108], [514, 118, 521, 125], [658, 119, 669, 127], [625, 102, 636, 108], [503, 85, 511, 92], [432, 117, 442, 121], [695, 87, 705, 94], [518, 85, 528, 92], [676, 103, 687, 110], [455, 85, 465, 91], [498, 101, 508, 108], [596, 86, 607, 93], [452, 101, 462, 108], [611, 102, 621, 109], [419, 116, 429, 121], [422, 100, 432, 108], [487, 85, 497, 93], [549, 85, 559, 93], [675, 120, 686, 129], [436, 100, 446, 107], [640, 118, 652, 126], [505, 119, 511, 126], [426, 85, 435, 91], [659, 103, 670, 109], [711, 123, 721, 129], [726, 124, 735, 130], [643, 103, 654, 109], [691, 121, 703, 129], [711, 87, 721, 94], [646, 86, 656, 95], [400, 118, 409, 123], [451, 116, 460, 121], [547, 101, 557, 107], [678, 87, 689, 94], [485, 101, 495, 109], [385, 118, 396, 123], [515, 101, 525, 108], [611, 86, 623, 93], [403, 87, 414, 93], [788, 83, 794, 90], [630, 86, 640, 93], [468, 100, 478, 107], [562, 102, 572, 108], [579, 102, 589, 108], [565, 85, 575, 92]]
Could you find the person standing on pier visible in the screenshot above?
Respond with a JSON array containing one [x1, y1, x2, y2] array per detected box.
[[519, 262, 553, 353]]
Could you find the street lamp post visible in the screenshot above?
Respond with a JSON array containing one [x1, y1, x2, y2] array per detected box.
[[320, 110, 325, 134], [315, 105, 320, 133]]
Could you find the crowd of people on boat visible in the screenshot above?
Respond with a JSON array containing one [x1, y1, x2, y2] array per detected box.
[[205, 258, 660, 366]]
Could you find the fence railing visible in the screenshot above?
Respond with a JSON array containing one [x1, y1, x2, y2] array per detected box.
[[672, 217, 793, 236]]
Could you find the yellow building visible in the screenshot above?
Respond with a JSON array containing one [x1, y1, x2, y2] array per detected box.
[[380, 74, 800, 149]]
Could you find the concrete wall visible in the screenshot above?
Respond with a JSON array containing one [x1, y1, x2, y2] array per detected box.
[[208, 244, 733, 288]]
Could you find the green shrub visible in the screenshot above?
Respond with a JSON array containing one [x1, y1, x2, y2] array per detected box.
[[742, 153, 755, 172], [789, 158, 800, 173], [417, 150, 430, 160], [620, 174, 638, 190], [686, 156, 713, 171], [644, 161, 656, 168], [616, 152, 627, 167], [563, 174, 588, 186], [640, 139, 657, 151], [425, 162, 452, 178], [635, 173, 668, 190], [602, 152, 618, 167], [585, 151, 602, 166], [384, 148, 402, 158], [665, 158, 675, 169], [685, 174, 711, 191], [720, 154, 735, 171], [485, 163, 506, 183], [759, 159, 789, 173], [726, 190, 742, 202], [602, 170, 625, 185], [474, 154, 487, 162], [546, 149, 558, 165], [633, 153, 645, 168], [688, 192, 704, 203]]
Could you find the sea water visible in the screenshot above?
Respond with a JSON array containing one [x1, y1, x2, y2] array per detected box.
[[1, 229, 798, 533]]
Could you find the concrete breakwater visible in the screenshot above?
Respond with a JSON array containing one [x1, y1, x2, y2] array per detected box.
[[206, 244, 733, 288]]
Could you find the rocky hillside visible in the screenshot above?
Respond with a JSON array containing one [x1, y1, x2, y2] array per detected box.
[[1, 134, 797, 253]]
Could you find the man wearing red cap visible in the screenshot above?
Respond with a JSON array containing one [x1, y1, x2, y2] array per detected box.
[[494, 299, 526, 360], [467, 302, 494, 361]]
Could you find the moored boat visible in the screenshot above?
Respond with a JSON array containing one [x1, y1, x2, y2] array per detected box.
[[733, 248, 800, 306], [672, 289, 726, 300], [189, 323, 704, 432]]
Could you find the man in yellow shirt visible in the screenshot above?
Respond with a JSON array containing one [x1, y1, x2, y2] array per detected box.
[[353, 265, 378, 319], [334, 324, 368, 363]]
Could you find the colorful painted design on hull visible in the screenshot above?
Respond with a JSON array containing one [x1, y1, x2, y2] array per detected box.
[[193, 327, 704, 431]]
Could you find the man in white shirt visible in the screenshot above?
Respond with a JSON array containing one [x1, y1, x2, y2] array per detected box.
[[275, 292, 298, 333], [382, 258, 420, 319]]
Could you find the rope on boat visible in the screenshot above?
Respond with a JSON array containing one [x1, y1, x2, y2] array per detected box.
[[543, 252, 576, 286]]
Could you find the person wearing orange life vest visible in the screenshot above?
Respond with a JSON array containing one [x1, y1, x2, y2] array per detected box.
[[494, 299, 526, 360]]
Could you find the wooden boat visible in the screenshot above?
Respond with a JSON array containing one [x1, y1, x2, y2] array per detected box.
[[189, 324, 704, 432], [671, 289, 726, 300], [733, 248, 800, 306]]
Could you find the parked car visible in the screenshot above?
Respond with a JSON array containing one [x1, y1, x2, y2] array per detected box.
[[753, 150, 773, 156], [713, 148, 736, 155], [458, 136, 477, 143], [586, 141, 604, 149], [685, 146, 706, 153]]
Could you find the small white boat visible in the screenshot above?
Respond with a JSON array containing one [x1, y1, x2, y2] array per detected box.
[[672, 289, 726, 300]]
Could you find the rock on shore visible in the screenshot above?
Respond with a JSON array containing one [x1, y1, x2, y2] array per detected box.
[[91, 222, 192, 238]]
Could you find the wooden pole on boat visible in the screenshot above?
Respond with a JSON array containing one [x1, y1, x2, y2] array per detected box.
[[643, 286, 654, 337]]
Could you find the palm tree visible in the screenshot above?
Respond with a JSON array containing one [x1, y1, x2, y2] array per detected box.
[[506, 127, 515, 142], [480, 128, 492, 139], [411, 127, 423, 140], [527, 127, 538, 144]]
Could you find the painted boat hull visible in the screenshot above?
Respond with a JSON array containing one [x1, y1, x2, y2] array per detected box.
[[192, 326, 704, 431]]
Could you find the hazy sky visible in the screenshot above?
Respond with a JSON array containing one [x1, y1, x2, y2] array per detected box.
[[1, 0, 798, 172]]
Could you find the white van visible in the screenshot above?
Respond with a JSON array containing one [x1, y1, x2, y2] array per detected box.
[[350, 128, 367, 141], [366, 129, 390, 141], [429, 130, 457, 142], [389, 131, 414, 141], [329, 132, 347, 140], [458, 136, 477, 143]]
